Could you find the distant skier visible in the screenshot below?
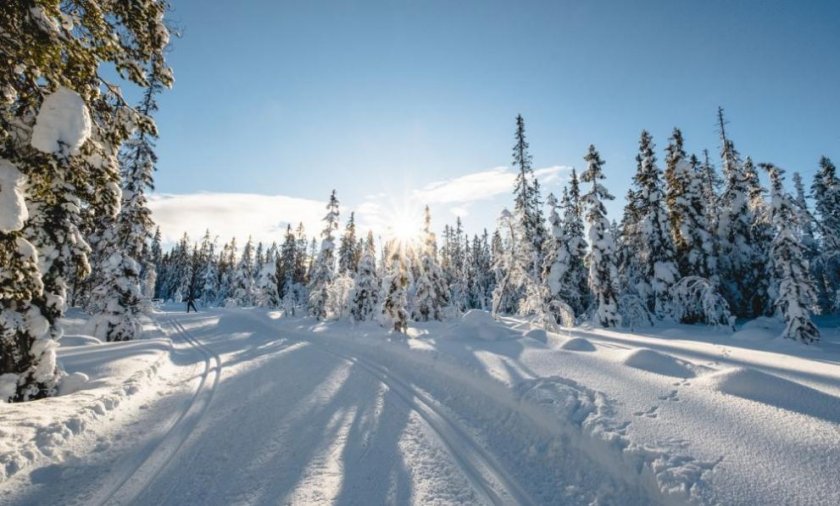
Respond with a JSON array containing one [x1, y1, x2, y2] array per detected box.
[[186, 293, 198, 313]]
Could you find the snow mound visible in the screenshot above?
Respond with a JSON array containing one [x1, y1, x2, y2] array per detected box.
[[31, 86, 91, 155], [458, 310, 517, 341], [699, 367, 840, 423], [732, 317, 781, 341], [57, 372, 89, 395], [59, 335, 102, 347], [559, 337, 596, 351], [621, 348, 695, 378], [522, 328, 547, 343], [0, 159, 28, 233]]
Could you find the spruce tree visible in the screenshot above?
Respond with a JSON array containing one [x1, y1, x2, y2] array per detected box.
[[338, 212, 359, 274], [381, 239, 409, 333], [812, 156, 840, 312], [233, 237, 256, 306], [665, 130, 716, 279], [581, 145, 621, 328], [308, 190, 340, 319], [511, 115, 545, 279], [715, 111, 768, 317], [351, 235, 380, 321], [763, 164, 820, 343], [630, 131, 679, 317], [413, 206, 448, 320]]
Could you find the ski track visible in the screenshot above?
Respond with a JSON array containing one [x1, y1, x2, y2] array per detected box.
[[313, 344, 536, 506], [91, 315, 222, 506]]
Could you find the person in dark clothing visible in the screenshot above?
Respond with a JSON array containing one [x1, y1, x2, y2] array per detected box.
[[186, 293, 198, 313]]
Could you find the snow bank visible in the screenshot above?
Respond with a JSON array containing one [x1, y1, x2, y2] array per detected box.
[[0, 159, 28, 233], [620, 348, 695, 378], [0, 336, 173, 482], [58, 335, 102, 347], [698, 367, 840, 423], [559, 337, 596, 351], [31, 87, 91, 155], [458, 310, 517, 341]]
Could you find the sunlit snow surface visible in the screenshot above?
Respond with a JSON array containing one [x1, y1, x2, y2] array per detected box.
[[1, 306, 838, 505]]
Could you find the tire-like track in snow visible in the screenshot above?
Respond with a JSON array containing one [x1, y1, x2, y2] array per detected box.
[[313, 343, 536, 506], [92, 316, 221, 506]]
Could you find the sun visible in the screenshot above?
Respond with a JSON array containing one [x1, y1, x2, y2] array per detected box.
[[386, 206, 422, 245]]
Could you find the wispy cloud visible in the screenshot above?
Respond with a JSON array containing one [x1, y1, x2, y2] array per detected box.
[[411, 165, 571, 205]]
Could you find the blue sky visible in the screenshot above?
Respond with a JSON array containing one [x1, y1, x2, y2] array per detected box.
[[149, 0, 840, 246]]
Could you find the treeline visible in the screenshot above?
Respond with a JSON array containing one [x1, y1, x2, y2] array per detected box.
[[152, 112, 839, 344]]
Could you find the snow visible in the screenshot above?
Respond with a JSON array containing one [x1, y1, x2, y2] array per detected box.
[[458, 309, 517, 341], [698, 367, 840, 423], [559, 336, 596, 351], [620, 348, 695, 378], [1, 307, 838, 505], [0, 159, 28, 233], [30, 87, 91, 155]]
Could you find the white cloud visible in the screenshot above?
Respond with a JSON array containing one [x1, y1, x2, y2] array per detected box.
[[149, 192, 326, 248], [412, 165, 571, 205]]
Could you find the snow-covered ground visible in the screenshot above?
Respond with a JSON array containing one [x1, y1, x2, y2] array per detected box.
[[1, 306, 839, 505]]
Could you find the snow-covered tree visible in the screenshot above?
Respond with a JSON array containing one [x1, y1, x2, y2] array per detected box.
[[413, 206, 449, 321], [255, 257, 279, 308], [627, 131, 679, 317], [715, 110, 770, 317], [232, 237, 256, 306], [764, 163, 820, 343], [338, 212, 359, 274], [581, 145, 621, 328], [351, 232, 380, 321], [543, 171, 589, 319], [308, 190, 340, 319], [811, 156, 840, 312], [664, 129, 715, 279], [0, 0, 171, 401], [511, 115, 546, 280], [491, 209, 528, 316], [381, 240, 409, 333]]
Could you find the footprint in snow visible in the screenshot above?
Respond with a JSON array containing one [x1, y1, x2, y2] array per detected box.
[[658, 390, 680, 402], [633, 405, 659, 418]]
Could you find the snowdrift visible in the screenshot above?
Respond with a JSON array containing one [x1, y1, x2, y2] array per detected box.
[[560, 337, 596, 351], [456, 310, 518, 341], [699, 367, 840, 423], [620, 348, 695, 378]]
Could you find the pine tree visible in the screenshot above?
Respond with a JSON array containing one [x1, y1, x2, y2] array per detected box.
[[255, 256, 280, 308], [338, 212, 359, 274], [150, 227, 163, 298], [89, 71, 166, 340], [217, 238, 237, 304], [351, 235, 380, 321], [511, 115, 546, 279], [763, 164, 820, 343], [308, 190, 340, 319], [665, 131, 716, 280], [812, 156, 840, 312], [233, 237, 256, 306], [715, 110, 768, 317], [630, 131, 679, 317], [381, 240, 409, 333], [581, 145, 621, 328], [413, 206, 449, 320]]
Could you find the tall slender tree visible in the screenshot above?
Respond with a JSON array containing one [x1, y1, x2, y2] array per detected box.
[[581, 145, 621, 327]]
